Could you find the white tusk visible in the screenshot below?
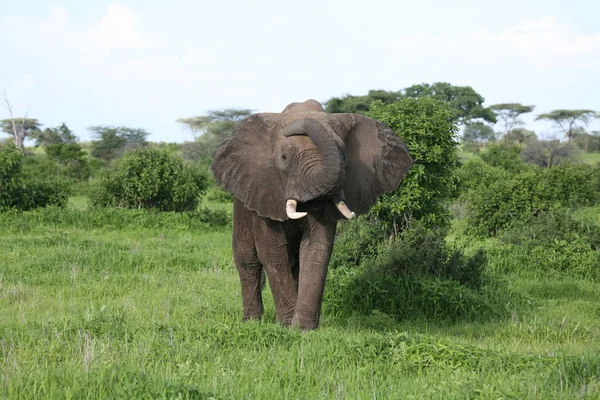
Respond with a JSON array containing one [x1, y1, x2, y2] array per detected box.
[[286, 199, 307, 219], [335, 201, 356, 220]]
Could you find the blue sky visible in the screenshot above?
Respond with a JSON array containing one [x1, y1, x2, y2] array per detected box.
[[1, 0, 599, 142]]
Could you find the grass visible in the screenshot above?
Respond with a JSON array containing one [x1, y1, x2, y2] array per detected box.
[[581, 152, 600, 165], [2, 206, 600, 398]]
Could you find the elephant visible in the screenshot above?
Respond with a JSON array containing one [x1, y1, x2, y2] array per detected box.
[[211, 99, 413, 330]]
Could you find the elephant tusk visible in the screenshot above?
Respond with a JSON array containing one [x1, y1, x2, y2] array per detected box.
[[335, 201, 356, 220], [286, 199, 308, 220]]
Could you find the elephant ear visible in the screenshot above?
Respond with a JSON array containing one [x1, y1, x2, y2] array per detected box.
[[211, 113, 287, 221], [336, 114, 413, 215]]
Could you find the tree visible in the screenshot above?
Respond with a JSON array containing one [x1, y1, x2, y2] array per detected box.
[[521, 140, 574, 168], [535, 109, 597, 144], [31, 123, 78, 147], [324, 90, 401, 114], [505, 128, 537, 145], [490, 103, 535, 137], [572, 128, 600, 153], [177, 108, 252, 164], [89, 126, 149, 162], [462, 122, 496, 147], [403, 82, 496, 125], [1, 92, 42, 149]]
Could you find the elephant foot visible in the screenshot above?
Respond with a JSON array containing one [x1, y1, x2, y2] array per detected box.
[[291, 314, 319, 331]]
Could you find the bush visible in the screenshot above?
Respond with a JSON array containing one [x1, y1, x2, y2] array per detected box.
[[325, 223, 526, 322], [0, 143, 70, 211], [365, 98, 461, 232], [489, 209, 600, 280], [205, 185, 233, 203], [521, 140, 575, 168], [461, 163, 600, 235], [330, 216, 388, 270], [480, 142, 526, 172], [90, 148, 208, 212]]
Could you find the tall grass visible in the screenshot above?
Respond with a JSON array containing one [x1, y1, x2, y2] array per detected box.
[[1, 206, 600, 398]]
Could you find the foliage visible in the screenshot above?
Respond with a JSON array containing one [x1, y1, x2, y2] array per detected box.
[[45, 143, 90, 180], [490, 103, 535, 136], [365, 98, 461, 232], [490, 210, 600, 280], [535, 109, 597, 143], [205, 185, 233, 203], [324, 90, 402, 113], [89, 126, 149, 162], [31, 123, 77, 147], [521, 139, 575, 168], [573, 130, 600, 153], [0, 143, 70, 211], [90, 147, 208, 212], [326, 223, 524, 323], [403, 82, 497, 124], [461, 161, 600, 235], [505, 127, 537, 144], [0, 118, 41, 148], [462, 121, 496, 147], [480, 142, 526, 172]]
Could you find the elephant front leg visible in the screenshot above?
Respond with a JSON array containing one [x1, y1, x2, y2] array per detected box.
[[292, 215, 337, 330]]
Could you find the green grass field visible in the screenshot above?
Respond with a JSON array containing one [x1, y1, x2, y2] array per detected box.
[[2, 207, 600, 399]]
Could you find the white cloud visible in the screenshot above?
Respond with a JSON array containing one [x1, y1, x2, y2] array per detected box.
[[40, 2, 150, 53], [393, 16, 600, 69]]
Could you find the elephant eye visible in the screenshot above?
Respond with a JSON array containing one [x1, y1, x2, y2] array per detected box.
[[281, 154, 287, 160]]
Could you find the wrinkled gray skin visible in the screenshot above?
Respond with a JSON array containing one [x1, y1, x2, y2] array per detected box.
[[211, 100, 413, 330]]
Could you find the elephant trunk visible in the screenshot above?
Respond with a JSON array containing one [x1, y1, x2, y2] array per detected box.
[[283, 118, 342, 201]]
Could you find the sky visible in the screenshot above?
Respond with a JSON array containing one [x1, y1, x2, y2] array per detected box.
[[1, 0, 599, 143]]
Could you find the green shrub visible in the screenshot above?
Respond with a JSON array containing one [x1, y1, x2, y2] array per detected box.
[[480, 142, 526, 172], [330, 216, 388, 270], [365, 98, 461, 232], [462, 163, 600, 235], [488, 210, 600, 280], [0, 143, 70, 211], [90, 148, 208, 212], [324, 223, 521, 323], [45, 143, 90, 180], [205, 185, 233, 203]]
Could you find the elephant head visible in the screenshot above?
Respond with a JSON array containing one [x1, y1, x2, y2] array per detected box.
[[211, 99, 413, 221]]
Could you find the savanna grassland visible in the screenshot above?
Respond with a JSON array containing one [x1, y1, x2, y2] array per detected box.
[[1, 201, 600, 399], [2, 94, 600, 399]]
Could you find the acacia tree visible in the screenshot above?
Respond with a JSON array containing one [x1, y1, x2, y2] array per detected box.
[[89, 126, 149, 163], [535, 109, 597, 144], [490, 103, 535, 138], [177, 108, 252, 164], [2, 93, 41, 149]]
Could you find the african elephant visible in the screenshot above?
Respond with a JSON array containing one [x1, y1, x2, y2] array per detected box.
[[211, 99, 413, 330]]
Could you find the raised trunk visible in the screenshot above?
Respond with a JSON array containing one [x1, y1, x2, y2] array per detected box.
[[283, 118, 341, 201]]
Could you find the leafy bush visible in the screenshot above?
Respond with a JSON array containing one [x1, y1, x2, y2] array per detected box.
[[45, 143, 90, 180], [330, 216, 388, 270], [205, 185, 233, 203], [480, 142, 526, 172], [0, 143, 70, 211], [461, 162, 600, 235], [326, 224, 525, 322], [365, 98, 461, 232], [90, 148, 208, 212], [488, 209, 600, 280]]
